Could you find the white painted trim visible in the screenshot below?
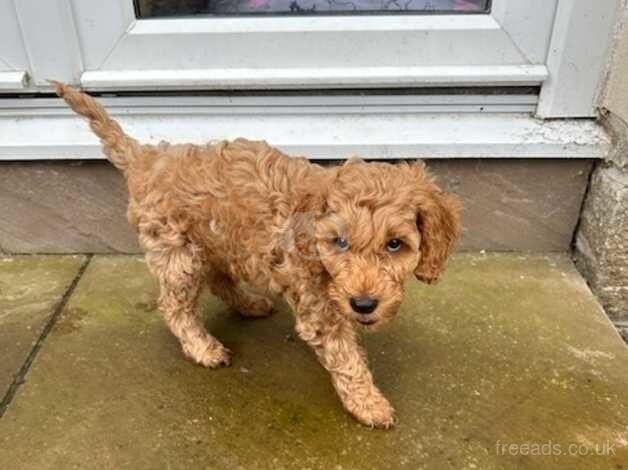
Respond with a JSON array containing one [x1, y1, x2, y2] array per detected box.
[[129, 14, 500, 34], [0, 94, 539, 116], [0, 94, 539, 109], [0, 71, 28, 90], [81, 66, 548, 91], [0, 110, 608, 161], [537, 0, 621, 118]]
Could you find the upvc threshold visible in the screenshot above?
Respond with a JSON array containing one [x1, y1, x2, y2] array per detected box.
[[0, 108, 608, 161], [81, 66, 548, 91]]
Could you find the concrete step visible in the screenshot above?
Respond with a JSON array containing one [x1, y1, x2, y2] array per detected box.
[[0, 254, 626, 469], [0, 159, 593, 253]]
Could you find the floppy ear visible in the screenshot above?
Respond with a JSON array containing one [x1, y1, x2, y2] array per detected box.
[[412, 170, 462, 284]]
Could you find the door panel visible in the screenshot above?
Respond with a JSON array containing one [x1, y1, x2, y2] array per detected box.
[[72, 0, 556, 90]]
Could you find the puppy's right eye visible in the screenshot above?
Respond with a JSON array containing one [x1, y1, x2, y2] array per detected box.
[[386, 239, 403, 253], [334, 237, 350, 252]]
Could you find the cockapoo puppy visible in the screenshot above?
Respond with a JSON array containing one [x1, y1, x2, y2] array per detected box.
[[54, 82, 461, 428]]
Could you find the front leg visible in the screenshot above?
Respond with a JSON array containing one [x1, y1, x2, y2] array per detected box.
[[294, 299, 395, 428], [142, 237, 231, 369]]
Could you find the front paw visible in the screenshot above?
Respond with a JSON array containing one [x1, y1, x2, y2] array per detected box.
[[198, 343, 232, 368], [345, 393, 396, 429], [184, 341, 232, 369]]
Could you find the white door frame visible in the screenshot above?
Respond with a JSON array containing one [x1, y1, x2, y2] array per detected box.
[[537, 0, 621, 118]]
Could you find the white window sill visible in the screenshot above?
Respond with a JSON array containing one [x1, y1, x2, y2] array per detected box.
[[0, 96, 609, 160]]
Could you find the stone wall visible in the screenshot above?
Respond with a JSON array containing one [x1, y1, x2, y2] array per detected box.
[[575, 6, 628, 341], [575, 114, 628, 341]]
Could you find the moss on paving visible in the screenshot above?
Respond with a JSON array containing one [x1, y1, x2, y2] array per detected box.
[[0, 254, 626, 469], [0, 256, 85, 398]]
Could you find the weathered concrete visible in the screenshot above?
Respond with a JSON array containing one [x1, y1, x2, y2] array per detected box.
[[0, 256, 84, 399], [0, 254, 626, 469], [576, 113, 628, 340], [0, 159, 593, 254], [0, 161, 137, 254]]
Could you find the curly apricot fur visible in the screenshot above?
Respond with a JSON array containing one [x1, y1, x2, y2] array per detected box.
[[54, 82, 461, 428]]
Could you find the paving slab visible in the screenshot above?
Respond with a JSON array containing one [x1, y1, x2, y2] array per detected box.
[[0, 254, 626, 470], [0, 255, 85, 400]]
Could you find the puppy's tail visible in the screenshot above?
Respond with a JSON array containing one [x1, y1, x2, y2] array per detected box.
[[51, 81, 140, 172]]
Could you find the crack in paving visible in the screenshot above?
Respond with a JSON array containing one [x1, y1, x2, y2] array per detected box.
[[0, 254, 93, 418]]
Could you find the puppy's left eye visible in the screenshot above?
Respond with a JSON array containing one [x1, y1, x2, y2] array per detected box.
[[386, 239, 403, 253], [335, 237, 350, 252]]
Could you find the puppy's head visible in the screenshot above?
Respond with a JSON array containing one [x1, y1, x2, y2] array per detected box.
[[314, 159, 461, 329]]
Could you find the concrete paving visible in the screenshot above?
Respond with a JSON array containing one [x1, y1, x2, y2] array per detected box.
[[0, 254, 626, 469], [0, 255, 85, 400]]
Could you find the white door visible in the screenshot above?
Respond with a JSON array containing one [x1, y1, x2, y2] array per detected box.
[[0, 0, 619, 116]]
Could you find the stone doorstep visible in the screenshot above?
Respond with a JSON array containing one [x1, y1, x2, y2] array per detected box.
[[0, 159, 593, 254], [0, 253, 627, 470]]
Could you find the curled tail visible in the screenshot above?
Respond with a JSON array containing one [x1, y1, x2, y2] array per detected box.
[[51, 81, 140, 172]]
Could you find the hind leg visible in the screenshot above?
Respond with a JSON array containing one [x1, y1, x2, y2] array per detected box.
[[207, 271, 273, 319], [143, 238, 231, 368]]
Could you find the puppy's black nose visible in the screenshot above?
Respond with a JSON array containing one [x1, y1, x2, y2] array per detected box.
[[350, 296, 378, 315]]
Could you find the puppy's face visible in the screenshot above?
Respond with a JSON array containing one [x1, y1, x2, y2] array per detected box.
[[315, 160, 461, 329]]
